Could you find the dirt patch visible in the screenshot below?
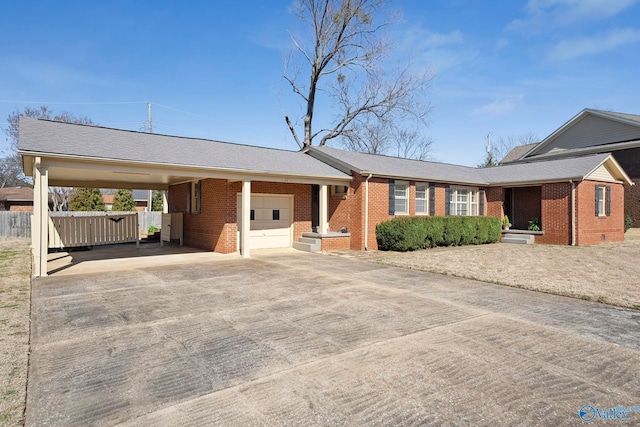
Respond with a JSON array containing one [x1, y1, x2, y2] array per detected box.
[[330, 229, 640, 309], [0, 238, 31, 426]]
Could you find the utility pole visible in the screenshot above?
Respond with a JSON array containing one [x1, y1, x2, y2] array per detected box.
[[147, 102, 152, 133]]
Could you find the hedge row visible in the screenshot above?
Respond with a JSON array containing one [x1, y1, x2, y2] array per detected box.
[[376, 216, 502, 252]]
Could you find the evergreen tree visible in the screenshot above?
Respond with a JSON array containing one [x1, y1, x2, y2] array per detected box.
[[112, 189, 136, 211], [70, 188, 106, 211], [151, 190, 164, 211]]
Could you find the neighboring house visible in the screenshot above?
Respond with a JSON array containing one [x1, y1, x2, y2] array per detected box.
[[0, 186, 35, 211], [0, 186, 53, 211], [17, 118, 633, 275], [101, 189, 151, 212], [501, 109, 640, 226]]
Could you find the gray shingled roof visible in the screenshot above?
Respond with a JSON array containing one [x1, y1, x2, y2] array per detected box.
[[499, 142, 539, 164], [19, 118, 349, 179], [310, 146, 616, 186], [592, 109, 640, 124], [311, 146, 488, 185], [481, 153, 611, 185]]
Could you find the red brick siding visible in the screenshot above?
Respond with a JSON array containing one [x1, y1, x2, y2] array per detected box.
[[169, 179, 313, 253], [537, 183, 571, 245], [512, 187, 542, 230], [575, 180, 624, 245], [321, 236, 351, 251], [329, 188, 351, 233], [486, 187, 504, 219], [624, 178, 640, 227]]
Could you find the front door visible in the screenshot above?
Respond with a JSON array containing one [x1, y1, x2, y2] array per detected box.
[[311, 184, 319, 232]]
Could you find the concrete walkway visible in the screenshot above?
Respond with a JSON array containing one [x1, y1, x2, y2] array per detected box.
[[28, 249, 640, 426]]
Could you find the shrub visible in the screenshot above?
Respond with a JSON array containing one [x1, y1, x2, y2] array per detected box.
[[624, 214, 633, 233], [148, 225, 158, 234], [528, 217, 541, 231], [376, 216, 501, 251]]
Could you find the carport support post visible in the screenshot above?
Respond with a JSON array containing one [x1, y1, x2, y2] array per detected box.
[[241, 180, 251, 258], [162, 190, 168, 214], [33, 157, 49, 277], [319, 184, 328, 234]]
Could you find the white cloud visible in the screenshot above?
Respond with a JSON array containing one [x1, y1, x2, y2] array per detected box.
[[472, 96, 524, 117], [396, 28, 475, 73], [547, 28, 640, 60], [509, 0, 638, 30], [494, 38, 510, 50]]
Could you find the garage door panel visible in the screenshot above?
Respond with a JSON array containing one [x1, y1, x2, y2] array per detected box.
[[237, 194, 293, 249]]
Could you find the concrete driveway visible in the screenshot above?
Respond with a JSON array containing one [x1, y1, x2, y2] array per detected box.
[[28, 249, 640, 426]]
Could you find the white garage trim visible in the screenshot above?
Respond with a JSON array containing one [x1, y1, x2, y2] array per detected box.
[[237, 193, 294, 251]]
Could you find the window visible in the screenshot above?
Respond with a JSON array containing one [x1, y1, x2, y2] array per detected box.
[[448, 187, 479, 216], [272, 209, 280, 220], [332, 185, 348, 196], [250, 209, 255, 221], [596, 185, 611, 217], [189, 181, 201, 214], [394, 181, 409, 215], [415, 183, 428, 215]]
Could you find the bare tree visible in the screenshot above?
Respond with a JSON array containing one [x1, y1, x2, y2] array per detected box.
[[340, 117, 391, 154], [284, 0, 432, 149], [393, 128, 433, 161], [341, 120, 433, 160], [478, 132, 538, 167], [50, 187, 74, 211], [2, 106, 94, 206]]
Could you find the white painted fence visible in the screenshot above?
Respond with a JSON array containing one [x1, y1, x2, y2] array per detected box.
[[48, 213, 139, 249]]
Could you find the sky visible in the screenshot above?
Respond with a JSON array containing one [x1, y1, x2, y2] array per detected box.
[[1, 0, 639, 166]]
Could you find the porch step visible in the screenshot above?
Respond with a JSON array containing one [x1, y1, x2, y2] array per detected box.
[[293, 237, 321, 252], [501, 233, 535, 244]]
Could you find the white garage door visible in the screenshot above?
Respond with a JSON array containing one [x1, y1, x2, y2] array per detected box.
[[237, 194, 293, 249]]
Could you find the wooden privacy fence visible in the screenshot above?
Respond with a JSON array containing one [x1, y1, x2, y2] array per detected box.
[[48, 213, 139, 249], [0, 212, 31, 238]]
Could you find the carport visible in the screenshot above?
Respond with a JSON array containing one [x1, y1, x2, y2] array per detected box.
[[18, 118, 351, 277]]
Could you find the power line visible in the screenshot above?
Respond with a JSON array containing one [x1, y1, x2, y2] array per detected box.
[[0, 100, 147, 105]]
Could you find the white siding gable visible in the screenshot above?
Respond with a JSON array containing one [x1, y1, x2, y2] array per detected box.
[[536, 114, 640, 155], [587, 163, 621, 183]]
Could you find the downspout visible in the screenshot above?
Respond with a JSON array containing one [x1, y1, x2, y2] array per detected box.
[[364, 174, 372, 250], [570, 180, 576, 246]]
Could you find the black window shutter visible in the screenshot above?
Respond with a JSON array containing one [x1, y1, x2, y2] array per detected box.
[[445, 186, 451, 216], [429, 183, 436, 216], [595, 186, 599, 216], [479, 189, 485, 216], [388, 180, 395, 215], [606, 185, 611, 216]]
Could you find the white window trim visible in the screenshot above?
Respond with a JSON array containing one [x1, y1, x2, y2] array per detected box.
[[596, 185, 606, 217], [415, 182, 428, 215], [394, 181, 409, 215], [449, 186, 479, 217], [331, 185, 348, 196]]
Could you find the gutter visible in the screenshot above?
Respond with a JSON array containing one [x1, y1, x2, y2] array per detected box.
[[364, 173, 372, 250]]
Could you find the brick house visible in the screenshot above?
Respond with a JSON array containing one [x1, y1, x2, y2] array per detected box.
[[17, 118, 632, 275], [309, 146, 631, 248], [0, 186, 53, 212], [0, 186, 35, 211], [501, 109, 640, 227]]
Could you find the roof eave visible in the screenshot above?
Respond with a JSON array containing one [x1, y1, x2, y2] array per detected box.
[[360, 171, 488, 186], [18, 150, 352, 183]]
